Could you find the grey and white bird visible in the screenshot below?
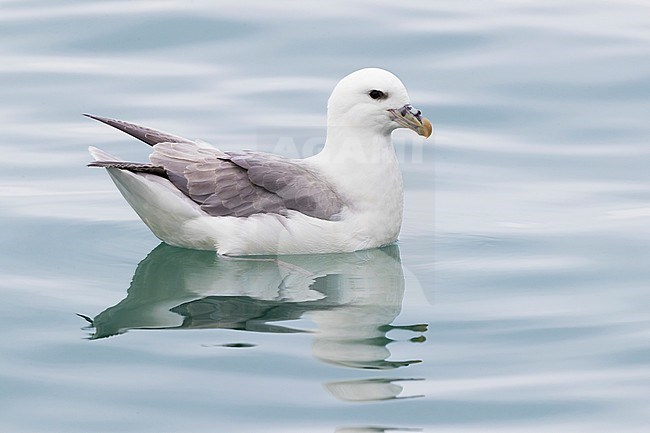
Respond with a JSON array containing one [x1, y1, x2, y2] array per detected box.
[[87, 68, 432, 255]]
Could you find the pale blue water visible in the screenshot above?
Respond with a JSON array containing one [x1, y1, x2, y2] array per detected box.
[[1, 1, 650, 432]]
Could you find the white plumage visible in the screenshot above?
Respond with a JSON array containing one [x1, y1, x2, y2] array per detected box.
[[88, 68, 432, 255]]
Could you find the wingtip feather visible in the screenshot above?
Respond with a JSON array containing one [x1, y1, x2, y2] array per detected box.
[[83, 113, 194, 147], [83, 113, 105, 121]]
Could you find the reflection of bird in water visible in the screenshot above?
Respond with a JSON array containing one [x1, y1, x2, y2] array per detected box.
[[335, 426, 422, 433], [326, 378, 424, 402], [82, 243, 426, 371]]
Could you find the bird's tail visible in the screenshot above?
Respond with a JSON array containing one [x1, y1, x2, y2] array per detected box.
[[88, 146, 120, 162], [87, 146, 207, 248]]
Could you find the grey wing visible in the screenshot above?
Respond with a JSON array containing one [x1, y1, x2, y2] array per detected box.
[[151, 143, 287, 217], [86, 115, 286, 216], [227, 151, 344, 220], [150, 144, 344, 220]]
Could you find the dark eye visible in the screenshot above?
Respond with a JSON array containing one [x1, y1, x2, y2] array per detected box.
[[368, 89, 386, 100]]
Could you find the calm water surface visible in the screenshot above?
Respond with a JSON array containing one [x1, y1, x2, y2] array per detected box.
[[1, 1, 650, 432]]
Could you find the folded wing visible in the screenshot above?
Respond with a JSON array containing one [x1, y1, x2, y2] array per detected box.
[[87, 115, 344, 221], [151, 143, 344, 220]]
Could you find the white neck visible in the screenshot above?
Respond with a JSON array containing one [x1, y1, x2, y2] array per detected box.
[[309, 125, 403, 208], [317, 125, 395, 166], [305, 123, 404, 247]]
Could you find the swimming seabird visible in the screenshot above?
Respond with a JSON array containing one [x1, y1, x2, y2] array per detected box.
[[87, 68, 432, 255]]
